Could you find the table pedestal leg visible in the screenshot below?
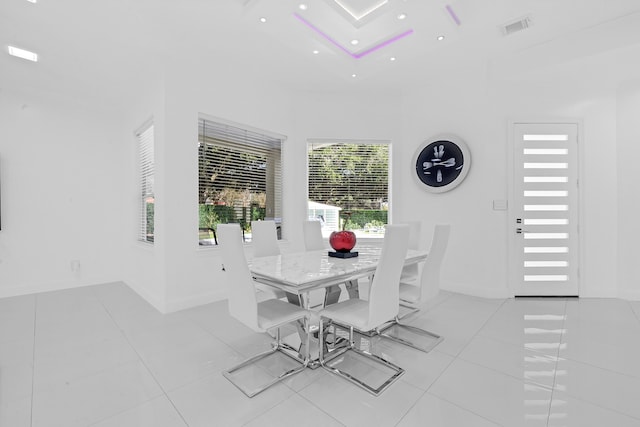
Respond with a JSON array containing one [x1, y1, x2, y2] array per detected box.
[[324, 280, 360, 306], [324, 285, 341, 306], [286, 292, 303, 306], [345, 279, 359, 299]]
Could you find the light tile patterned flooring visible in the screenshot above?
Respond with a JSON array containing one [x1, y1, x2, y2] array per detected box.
[[2, 282, 640, 426]]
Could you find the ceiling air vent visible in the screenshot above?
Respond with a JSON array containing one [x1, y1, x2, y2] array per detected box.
[[501, 15, 532, 36]]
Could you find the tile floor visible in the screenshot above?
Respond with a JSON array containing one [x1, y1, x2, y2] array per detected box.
[[1, 282, 640, 427]]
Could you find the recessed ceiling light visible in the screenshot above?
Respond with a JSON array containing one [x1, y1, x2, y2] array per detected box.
[[299, 4, 308, 10], [8, 46, 38, 62], [390, 57, 396, 61], [437, 35, 445, 41], [350, 39, 359, 45], [312, 50, 319, 54], [259, 17, 267, 23], [26, 0, 37, 3], [294, 13, 414, 60], [351, 73, 357, 78], [397, 13, 407, 20]]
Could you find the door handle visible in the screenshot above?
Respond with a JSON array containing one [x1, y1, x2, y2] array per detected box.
[[516, 228, 525, 234]]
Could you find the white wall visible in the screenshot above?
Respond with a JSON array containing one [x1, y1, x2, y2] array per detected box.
[[116, 63, 632, 309], [121, 62, 405, 311], [616, 80, 640, 299], [400, 71, 510, 298], [138, 61, 298, 312], [2, 58, 636, 308], [400, 65, 621, 298], [0, 88, 125, 297], [121, 73, 168, 311], [289, 89, 403, 225]]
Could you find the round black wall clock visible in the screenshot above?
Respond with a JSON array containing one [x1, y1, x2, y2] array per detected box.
[[414, 134, 471, 193]]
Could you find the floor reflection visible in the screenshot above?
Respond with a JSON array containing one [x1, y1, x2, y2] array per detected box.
[[522, 303, 567, 424]]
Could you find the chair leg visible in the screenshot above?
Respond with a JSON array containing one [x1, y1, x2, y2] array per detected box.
[[223, 318, 310, 398], [379, 316, 443, 353], [397, 302, 420, 320], [319, 317, 404, 396], [319, 318, 350, 364]]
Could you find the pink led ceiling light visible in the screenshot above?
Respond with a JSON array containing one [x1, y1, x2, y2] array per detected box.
[[445, 4, 461, 26], [294, 12, 413, 59]]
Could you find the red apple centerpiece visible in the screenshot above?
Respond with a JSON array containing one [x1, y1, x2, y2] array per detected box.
[[329, 229, 357, 252], [329, 211, 357, 253]]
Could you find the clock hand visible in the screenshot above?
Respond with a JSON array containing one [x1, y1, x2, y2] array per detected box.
[[440, 158, 456, 167]]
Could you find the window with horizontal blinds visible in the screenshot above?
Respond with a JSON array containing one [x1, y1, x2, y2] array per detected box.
[[198, 117, 283, 244], [136, 122, 154, 243], [307, 141, 389, 236]]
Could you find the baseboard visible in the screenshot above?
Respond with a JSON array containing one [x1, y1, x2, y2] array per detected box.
[[578, 290, 618, 298], [617, 289, 640, 301], [0, 277, 121, 299], [440, 283, 636, 300], [164, 289, 228, 313], [441, 283, 511, 299]]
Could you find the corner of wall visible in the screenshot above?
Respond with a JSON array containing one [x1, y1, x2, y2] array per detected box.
[[124, 279, 167, 313]]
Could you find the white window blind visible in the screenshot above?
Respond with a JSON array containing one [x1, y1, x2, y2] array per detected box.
[[136, 122, 154, 243], [308, 141, 389, 235], [198, 117, 283, 243]]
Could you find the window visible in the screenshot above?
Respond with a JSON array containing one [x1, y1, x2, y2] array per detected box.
[[136, 121, 154, 243], [198, 117, 283, 244], [307, 140, 389, 237]]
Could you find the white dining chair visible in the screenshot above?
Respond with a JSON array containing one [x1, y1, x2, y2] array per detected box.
[[380, 224, 450, 353], [398, 220, 422, 285], [318, 224, 410, 396], [400, 224, 450, 309], [218, 223, 310, 398], [302, 219, 348, 307], [251, 220, 281, 257], [250, 220, 287, 301], [302, 220, 325, 251], [301, 220, 333, 308]]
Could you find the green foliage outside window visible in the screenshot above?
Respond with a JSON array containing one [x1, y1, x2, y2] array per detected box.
[[308, 144, 388, 211], [145, 201, 154, 242], [309, 143, 389, 235], [198, 204, 266, 232], [344, 210, 388, 230]]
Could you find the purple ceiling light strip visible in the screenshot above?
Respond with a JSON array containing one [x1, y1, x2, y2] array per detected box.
[[353, 29, 413, 58], [294, 12, 355, 57], [445, 4, 461, 26], [294, 12, 413, 59]]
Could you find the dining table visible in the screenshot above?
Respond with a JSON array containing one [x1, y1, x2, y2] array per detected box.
[[250, 245, 427, 300], [248, 244, 428, 367]]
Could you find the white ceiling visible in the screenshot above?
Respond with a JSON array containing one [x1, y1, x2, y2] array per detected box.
[[1, 0, 640, 108]]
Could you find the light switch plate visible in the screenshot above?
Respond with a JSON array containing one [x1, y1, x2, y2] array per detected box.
[[493, 199, 508, 210]]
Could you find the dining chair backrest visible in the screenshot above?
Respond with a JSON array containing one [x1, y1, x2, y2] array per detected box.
[[400, 221, 422, 282], [218, 223, 260, 331], [302, 220, 325, 251], [406, 221, 422, 250], [251, 220, 280, 257], [368, 224, 410, 329], [417, 224, 451, 302]]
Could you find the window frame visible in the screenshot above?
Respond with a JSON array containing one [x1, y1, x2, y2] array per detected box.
[[307, 138, 390, 238], [197, 114, 285, 245], [135, 120, 154, 244]]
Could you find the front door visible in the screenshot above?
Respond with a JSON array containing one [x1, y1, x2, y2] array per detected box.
[[511, 123, 580, 296]]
